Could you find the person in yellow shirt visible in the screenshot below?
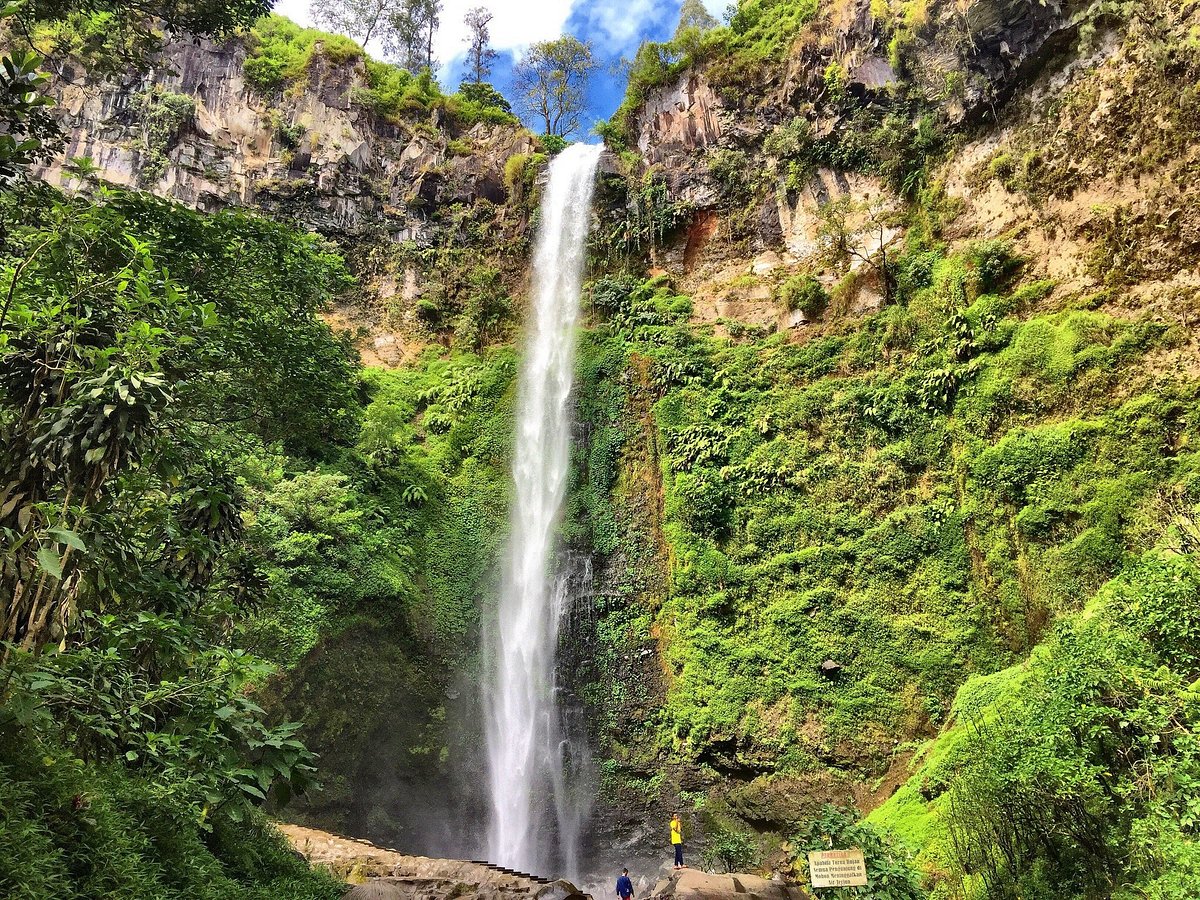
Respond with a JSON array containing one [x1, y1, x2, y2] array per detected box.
[[670, 813, 685, 869]]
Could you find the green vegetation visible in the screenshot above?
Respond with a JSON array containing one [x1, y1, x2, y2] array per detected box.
[[0, 743, 342, 900], [243, 15, 516, 128], [20, 0, 270, 77], [135, 87, 196, 183], [0, 172, 354, 894], [574, 221, 1197, 895], [870, 552, 1200, 898], [778, 274, 828, 318], [790, 806, 923, 900], [7, 1, 1200, 896]]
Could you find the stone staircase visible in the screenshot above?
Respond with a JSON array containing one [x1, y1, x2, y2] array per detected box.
[[277, 823, 587, 900]]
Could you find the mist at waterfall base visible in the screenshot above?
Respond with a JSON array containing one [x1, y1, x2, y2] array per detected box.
[[482, 142, 604, 881]]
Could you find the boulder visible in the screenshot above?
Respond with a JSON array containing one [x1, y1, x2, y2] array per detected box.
[[650, 869, 810, 900]]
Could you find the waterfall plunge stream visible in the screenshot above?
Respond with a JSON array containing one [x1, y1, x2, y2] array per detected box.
[[484, 143, 603, 877]]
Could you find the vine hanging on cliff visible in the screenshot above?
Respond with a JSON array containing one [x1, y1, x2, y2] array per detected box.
[[604, 169, 690, 262]]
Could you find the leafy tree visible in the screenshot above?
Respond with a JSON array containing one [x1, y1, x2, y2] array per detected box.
[[463, 5, 496, 84], [15, 0, 270, 76], [675, 0, 718, 39], [310, 0, 401, 45], [0, 4, 58, 183], [386, 0, 440, 72], [0, 185, 355, 653], [457, 80, 512, 113], [816, 195, 897, 303], [26, 0, 269, 36], [512, 35, 595, 138]]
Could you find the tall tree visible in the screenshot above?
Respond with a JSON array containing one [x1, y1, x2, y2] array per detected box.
[[463, 6, 496, 84], [512, 36, 596, 138], [386, 0, 440, 71], [310, 0, 400, 45], [675, 0, 718, 38]]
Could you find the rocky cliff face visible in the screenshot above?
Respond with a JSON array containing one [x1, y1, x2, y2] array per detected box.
[[40, 35, 533, 241], [591, 0, 1200, 850], [627, 0, 1103, 314], [36, 31, 544, 366]]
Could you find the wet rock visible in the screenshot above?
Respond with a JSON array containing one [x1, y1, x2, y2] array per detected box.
[[535, 879, 589, 900], [344, 883, 413, 900]]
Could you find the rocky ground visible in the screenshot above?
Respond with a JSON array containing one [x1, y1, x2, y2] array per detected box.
[[280, 822, 588, 900], [279, 823, 811, 900]]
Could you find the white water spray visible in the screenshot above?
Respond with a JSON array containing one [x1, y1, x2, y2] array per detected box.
[[485, 143, 603, 876]]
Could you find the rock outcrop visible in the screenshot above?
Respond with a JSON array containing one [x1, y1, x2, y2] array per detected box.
[[648, 869, 811, 900], [279, 822, 589, 900], [630, 0, 1101, 277], [38, 35, 533, 242]]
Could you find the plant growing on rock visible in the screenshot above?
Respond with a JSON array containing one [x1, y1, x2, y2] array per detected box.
[[816, 195, 898, 304], [778, 274, 829, 319], [135, 88, 195, 184]]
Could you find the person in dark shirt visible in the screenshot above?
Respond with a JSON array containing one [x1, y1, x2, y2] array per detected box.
[[616, 868, 634, 900]]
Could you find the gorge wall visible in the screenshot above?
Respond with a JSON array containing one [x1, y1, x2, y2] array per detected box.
[[29, 1, 1200, 895]]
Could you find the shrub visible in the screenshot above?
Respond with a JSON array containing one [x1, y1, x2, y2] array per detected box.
[[416, 298, 442, 325], [701, 825, 759, 873], [456, 80, 513, 113], [778, 274, 829, 318], [537, 133, 569, 154], [791, 806, 923, 899]]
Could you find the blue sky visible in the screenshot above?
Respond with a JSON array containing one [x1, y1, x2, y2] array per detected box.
[[271, 0, 726, 136]]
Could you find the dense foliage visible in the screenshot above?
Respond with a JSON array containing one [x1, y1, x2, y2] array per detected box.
[[872, 553, 1200, 898], [6, 2, 1200, 898], [0, 172, 357, 893], [578, 236, 1191, 755], [569, 215, 1198, 895]]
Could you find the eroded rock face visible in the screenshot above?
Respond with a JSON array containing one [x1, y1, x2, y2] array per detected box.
[[634, 71, 725, 208], [636, 71, 724, 163], [38, 36, 532, 241], [633, 0, 1097, 261]]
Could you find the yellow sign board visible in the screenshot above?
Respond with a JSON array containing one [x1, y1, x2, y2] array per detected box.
[[807, 848, 868, 888]]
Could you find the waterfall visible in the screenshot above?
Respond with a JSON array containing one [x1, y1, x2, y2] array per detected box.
[[484, 143, 603, 877]]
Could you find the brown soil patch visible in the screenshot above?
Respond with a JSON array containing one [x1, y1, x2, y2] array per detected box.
[[322, 304, 430, 369], [852, 749, 918, 814]]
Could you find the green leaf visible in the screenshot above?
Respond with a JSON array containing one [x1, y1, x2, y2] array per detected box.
[[36, 546, 63, 579], [48, 527, 86, 551]]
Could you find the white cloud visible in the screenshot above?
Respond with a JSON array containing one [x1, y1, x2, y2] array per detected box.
[[574, 0, 662, 52]]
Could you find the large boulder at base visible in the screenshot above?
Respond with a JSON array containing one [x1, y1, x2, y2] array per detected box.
[[650, 870, 810, 900]]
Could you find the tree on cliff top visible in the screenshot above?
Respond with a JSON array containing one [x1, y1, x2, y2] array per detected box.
[[675, 0, 718, 39], [386, 0, 440, 72], [463, 5, 496, 84], [306, 0, 439, 71], [310, 0, 399, 45], [512, 36, 596, 138]]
